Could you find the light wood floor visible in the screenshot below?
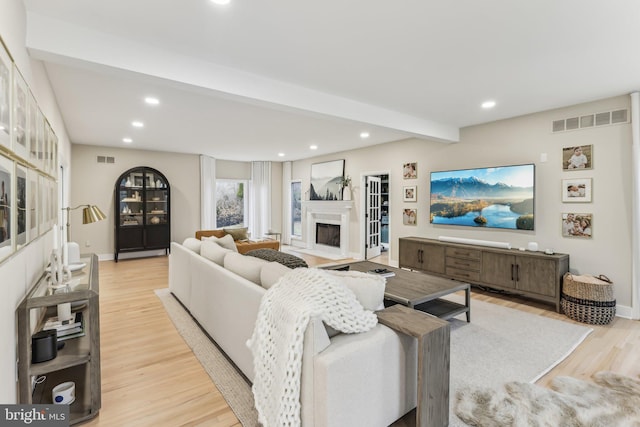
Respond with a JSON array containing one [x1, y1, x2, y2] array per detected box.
[[87, 252, 640, 427]]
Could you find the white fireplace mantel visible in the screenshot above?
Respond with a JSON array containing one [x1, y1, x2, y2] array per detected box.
[[302, 201, 353, 258]]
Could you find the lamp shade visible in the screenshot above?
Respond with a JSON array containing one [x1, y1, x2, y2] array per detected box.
[[82, 205, 106, 224]]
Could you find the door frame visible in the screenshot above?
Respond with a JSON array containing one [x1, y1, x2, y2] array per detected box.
[[359, 170, 391, 261]]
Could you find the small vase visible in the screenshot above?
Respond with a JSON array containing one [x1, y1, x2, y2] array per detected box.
[[125, 177, 132, 187], [343, 186, 351, 201]]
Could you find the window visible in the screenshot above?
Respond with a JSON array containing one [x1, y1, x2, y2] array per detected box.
[[216, 180, 248, 228], [291, 181, 302, 237]]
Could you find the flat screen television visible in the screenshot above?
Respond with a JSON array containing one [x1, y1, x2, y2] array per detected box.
[[430, 164, 535, 230]]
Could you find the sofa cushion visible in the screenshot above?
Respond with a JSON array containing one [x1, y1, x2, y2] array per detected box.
[[200, 239, 234, 265], [245, 249, 308, 269], [223, 227, 249, 241], [202, 233, 238, 252], [224, 252, 269, 285], [260, 262, 292, 289], [325, 270, 386, 311], [182, 237, 202, 254]]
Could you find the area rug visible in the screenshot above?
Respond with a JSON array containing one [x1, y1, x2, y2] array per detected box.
[[455, 371, 640, 426], [155, 289, 592, 426]]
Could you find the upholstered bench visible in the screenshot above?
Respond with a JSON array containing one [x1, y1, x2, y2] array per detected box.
[[245, 248, 308, 269], [195, 229, 280, 254]]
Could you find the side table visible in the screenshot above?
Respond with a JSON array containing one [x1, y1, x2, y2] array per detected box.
[[377, 304, 450, 427], [263, 231, 281, 249]]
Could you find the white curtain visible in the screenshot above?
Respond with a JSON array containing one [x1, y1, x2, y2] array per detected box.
[[630, 92, 640, 320], [282, 161, 292, 245], [200, 155, 216, 230], [250, 161, 271, 239]]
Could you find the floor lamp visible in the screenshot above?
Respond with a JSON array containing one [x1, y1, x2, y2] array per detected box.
[[64, 204, 106, 242]]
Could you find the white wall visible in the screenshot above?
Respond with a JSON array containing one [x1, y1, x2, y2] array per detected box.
[[0, 0, 73, 403], [292, 95, 633, 309]]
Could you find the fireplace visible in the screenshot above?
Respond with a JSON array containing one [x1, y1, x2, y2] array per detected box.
[[316, 223, 341, 248]]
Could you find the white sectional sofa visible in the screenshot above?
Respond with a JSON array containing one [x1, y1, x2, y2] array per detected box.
[[169, 240, 417, 427]]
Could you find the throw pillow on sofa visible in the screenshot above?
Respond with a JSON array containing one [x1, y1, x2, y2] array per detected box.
[[223, 227, 249, 241], [201, 239, 234, 265], [202, 233, 238, 252], [325, 270, 386, 311], [224, 252, 269, 285], [182, 237, 202, 254], [260, 262, 292, 289]]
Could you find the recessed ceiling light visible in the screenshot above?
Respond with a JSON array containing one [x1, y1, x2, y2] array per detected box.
[[481, 100, 496, 109], [278, 152, 285, 157], [210, 0, 231, 5], [122, 138, 133, 144], [360, 132, 370, 139], [310, 145, 318, 150], [144, 97, 159, 105], [132, 121, 144, 128]]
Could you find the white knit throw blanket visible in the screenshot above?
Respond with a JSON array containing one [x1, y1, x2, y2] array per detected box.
[[247, 268, 378, 427]]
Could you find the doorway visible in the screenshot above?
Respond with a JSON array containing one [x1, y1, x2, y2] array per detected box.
[[363, 173, 389, 262]]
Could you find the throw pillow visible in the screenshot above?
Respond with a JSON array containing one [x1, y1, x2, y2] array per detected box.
[[182, 237, 202, 254], [223, 227, 249, 241], [200, 240, 233, 265], [260, 262, 292, 289], [224, 252, 269, 285], [202, 234, 238, 252], [325, 270, 386, 311]]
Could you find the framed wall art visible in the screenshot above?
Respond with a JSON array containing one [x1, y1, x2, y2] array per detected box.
[[0, 40, 11, 150], [403, 208, 417, 225], [12, 64, 28, 159], [403, 162, 417, 179], [310, 159, 344, 201], [562, 178, 592, 202], [562, 145, 593, 170], [561, 213, 592, 238], [15, 163, 27, 249], [403, 185, 417, 202], [27, 168, 37, 241], [0, 154, 13, 261], [27, 91, 38, 165]]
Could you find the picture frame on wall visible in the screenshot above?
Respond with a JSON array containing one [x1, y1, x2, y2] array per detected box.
[[28, 91, 38, 166], [15, 163, 27, 249], [403, 185, 417, 202], [310, 159, 344, 201], [38, 174, 46, 235], [561, 212, 592, 238], [27, 168, 37, 241], [36, 108, 45, 170], [562, 145, 593, 170], [402, 208, 417, 225], [562, 178, 592, 202], [0, 154, 13, 261], [12, 64, 28, 159], [0, 40, 11, 150], [403, 162, 417, 179]]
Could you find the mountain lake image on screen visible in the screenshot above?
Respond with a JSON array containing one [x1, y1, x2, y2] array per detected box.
[[429, 164, 535, 230]]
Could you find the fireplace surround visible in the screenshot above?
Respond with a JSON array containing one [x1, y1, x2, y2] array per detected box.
[[302, 201, 353, 258]]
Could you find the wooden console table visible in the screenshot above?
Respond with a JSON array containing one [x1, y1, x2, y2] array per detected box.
[[377, 304, 450, 427]]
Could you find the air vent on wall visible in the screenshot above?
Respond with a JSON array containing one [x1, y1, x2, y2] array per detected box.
[[97, 156, 115, 164], [552, 108, 629, 133]]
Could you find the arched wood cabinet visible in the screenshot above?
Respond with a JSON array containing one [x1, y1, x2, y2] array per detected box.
[[114, 167, 170, 262]]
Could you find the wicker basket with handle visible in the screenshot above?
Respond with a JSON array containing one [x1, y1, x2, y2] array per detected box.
[[561, 273, 615, 325]]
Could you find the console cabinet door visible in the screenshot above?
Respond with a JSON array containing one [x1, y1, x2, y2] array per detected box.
[[515, 256, 557, 297], [398, 239, 445, 274], [399, 239, 424, 270], [480, 252, 516, 289], [421, 243, 446, 275]]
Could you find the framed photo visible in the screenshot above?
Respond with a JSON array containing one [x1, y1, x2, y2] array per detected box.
[[36, 108, 45, 170], [27, 91, 38, 166], [12, 64, 28, 159], [310, 159, 344, 200], [403, 185, 417, 202], [561, 213, 592, 238], [38, 174, 46, 235], [28, 168, 37, 241], [403, 162, 417, 179], [0, 154, 13, 261], [0, 40, 11, 150], [15, 163, 27, 249], [563, 145, 593, 170], [403, 208, 417, 225], [562, 178, 592, 202], [43, 120, 52, 175]]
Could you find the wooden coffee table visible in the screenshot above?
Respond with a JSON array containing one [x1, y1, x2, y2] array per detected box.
[[333, 261, 471, 322]]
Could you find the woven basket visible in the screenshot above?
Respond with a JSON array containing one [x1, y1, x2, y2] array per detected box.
[[561, 273, 615, 325]]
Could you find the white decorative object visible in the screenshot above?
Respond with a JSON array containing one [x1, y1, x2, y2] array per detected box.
[[156, 179, 162, 188], [342, 186, 351, 201], [125, 177, 132, 187], [48, 249, 72, 288], [438, 236, 511, 249], [248, 268, 378, 427], [57, 302, 72, 322], [527, 242, 539, 251]]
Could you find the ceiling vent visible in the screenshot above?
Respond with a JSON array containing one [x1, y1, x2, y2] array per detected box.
[[552, 108, 629, 133], [97, 156, 115, 164]]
